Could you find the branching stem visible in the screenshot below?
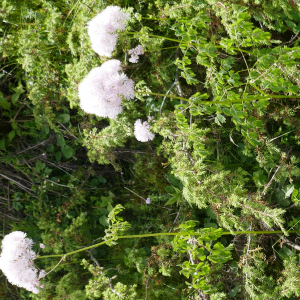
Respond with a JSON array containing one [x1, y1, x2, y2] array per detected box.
[[36, 230, 299, 260], [136, 91, 300, 105]]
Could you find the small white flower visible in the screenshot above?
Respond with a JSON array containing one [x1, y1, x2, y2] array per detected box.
[[39, 270, 46, 279], [0, 231, 45, 294], [134, 119, 155, 142], [78, 60, 135, 119], [128, 45, 144, 63], [88, 6, 129, 57]]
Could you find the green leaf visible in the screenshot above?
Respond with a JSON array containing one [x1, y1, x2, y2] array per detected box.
[[206, 207, 217, 220], [180, 269, 190, 278], [288, 85, 299, 94], [278, 245, 293, 260], [248, 138, 260, 146], [166, 173, 182, 188], [235, 111, 247, 118], [56, 151, 62, 162], [11, 121, 18, 130], [8, 130, 15, 141], [46, 144, 54, 152], [56, 133, 65, 147], [0, 139, 6, 150], [282, 184, 294, 199], [199, 264, 210, 275], [190, 106, 201, 116], [252, 120, 264, 128], [57, 114, 70, 124], [222, 107, 232, 116], [258, 99, 269, 107], [90, 178, 99, 187], [12, 80, 25, 94], [62, 145, 73, 159], [165, 186, 175, 193], [35, 160, 45, 172], [217, 113, 226, 123], [172, 186, 182, 195], [99, 215, 109, 227], [0, 92, 11, 110], [44, 167, 52, 176], [253, 170, 267, 188], [248, 131, 259, 139], [11, 93, 21, 105], [100, 196, 112, 207], [278, 198, 290, 207], [204, 222, 218, 228], [107, 203, 113, 212], [97, 175, 106, 183], [291, 188, 299, 205], [165, 195, 179, 205], [195, 148, 209, 157], [12, 201, 23, 211], [229, 284, 241, 298], [232, 116, 242, 125]]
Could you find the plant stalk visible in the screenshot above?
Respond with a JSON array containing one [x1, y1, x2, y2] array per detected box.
[[36, 230, 299, 260], [136, 91, 300, 105]]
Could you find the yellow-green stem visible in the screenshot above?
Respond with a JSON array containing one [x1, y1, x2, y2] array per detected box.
[[36, 230, 299, 260], [126, 32, 252, 54], [137, 92, 300, 105]]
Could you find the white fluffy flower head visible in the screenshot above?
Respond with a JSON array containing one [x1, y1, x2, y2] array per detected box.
[[88, 6, 129, 57], [134, 119, 155, 142], [128, 45, 144, 63], [79, 60, 135, 119], [0, 231, 45, 294]]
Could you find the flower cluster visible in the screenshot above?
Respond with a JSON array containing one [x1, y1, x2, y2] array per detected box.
[[128, 44, 144, 63], [79, 60, 134, 119], [88, 6, 129, 57], [0, 231, 45, 294], [134, 119, 155, 142], [84, 7, 155, 140]]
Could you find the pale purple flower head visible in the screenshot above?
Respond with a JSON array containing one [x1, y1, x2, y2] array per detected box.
[[39, 243, 45, 249], [128, 45, 144, 63], [134, 119, 155, 142], [39, 270, 46, 279], [88, 6, 129, 57], [79, 60, 135, 119], [0, 231, 45, 294], [146, 198, 151, 204]]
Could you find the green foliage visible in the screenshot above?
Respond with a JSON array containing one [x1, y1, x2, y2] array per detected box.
[[1, 0, 300, 299], [103, 204, 131, 246], [172, 223, 232, 294], [82, 259, 138, 300]]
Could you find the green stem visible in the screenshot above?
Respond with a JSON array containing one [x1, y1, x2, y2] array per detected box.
[[36, 230, 299, 260], [137, 92, 300, 105], [127, 31, 184, 44], [141, 17, 171, 21], [126, 32, 252, 54], [142, 92, 189, 102], [146, 46, 179, 51]]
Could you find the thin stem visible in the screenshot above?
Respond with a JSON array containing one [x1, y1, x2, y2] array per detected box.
[[36, 230, 299, 260], [142, 91, 188, 102], [44, 255, 66, 276], [124, 186, 146, 201], [136, 92, 300, 105], [126, 31, 184, 44], [36, 238, 116, 259], [146, 46, 179, 51], [126, 32, 252, 54]]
